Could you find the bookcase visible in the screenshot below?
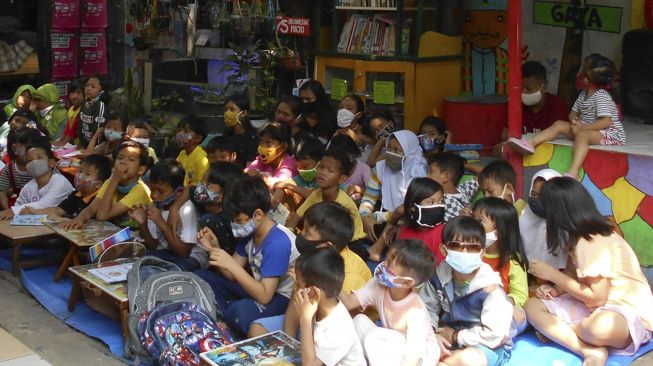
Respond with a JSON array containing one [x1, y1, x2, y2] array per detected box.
[[313, 0, 462, 131]]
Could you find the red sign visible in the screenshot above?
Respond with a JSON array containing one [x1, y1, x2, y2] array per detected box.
[[82, 0, 108, 28], [275, 16, 310, 37], [52, 0, 80, 29], [79, 29, 107, 76], [51, 30, 78, 79]]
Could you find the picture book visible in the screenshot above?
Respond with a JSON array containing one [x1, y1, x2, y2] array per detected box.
[[88, 227, 132, 262], [11, 214, 48, 226], [88, 262, 133, 284], [200, 331, 301, 366]]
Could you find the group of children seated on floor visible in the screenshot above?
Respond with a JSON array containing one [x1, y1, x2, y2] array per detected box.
[[0, 73, 650, 366]]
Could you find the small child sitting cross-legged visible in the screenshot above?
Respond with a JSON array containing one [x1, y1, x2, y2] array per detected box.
[[130, 159, 208, 271], [420, 216, 513, 366], [294, 248, 367, 366], [340, 239, 440, 366]]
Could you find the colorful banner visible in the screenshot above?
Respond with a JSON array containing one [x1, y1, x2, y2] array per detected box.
[[51, 30, 78, 79], [79, 29, 107, 76], [88, 227, 132, 262], [52, 0, 80, 29], [82, 0, 108, 28]]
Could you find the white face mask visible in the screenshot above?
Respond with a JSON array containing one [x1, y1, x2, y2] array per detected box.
[[500, 184, 515, 203], [131, 137, 150, 147], [337, 108, 358, 128], [485, 230, 498, 247], [522, 89, 543, 106]]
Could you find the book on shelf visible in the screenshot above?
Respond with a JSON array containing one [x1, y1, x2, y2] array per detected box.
[[337, 0, 397, 7], [337, 14, 410, 56]]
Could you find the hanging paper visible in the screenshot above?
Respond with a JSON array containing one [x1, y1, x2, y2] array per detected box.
[[373, 81, 396, 105], [331, 78, 348, 101], [52, 0, 80, 29], [80, 29, 108, 76], [51, 79, 73, 103], [82, 0, 108, 28], [51, 30, 78, 79]]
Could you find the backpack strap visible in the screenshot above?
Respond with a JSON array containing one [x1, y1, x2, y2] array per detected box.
[[7, 161, 19, 196]]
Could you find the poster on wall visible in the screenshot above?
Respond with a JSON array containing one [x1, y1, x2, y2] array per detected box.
[[82, 0, 108, 28], [79, 30, 107, 76], [52, 0, 80, 29], [51, 30, 78, 79], [51, 79, 72, 105]]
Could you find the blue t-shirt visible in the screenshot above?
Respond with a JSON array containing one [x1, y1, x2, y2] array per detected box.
[[236, 224, 298, 298]]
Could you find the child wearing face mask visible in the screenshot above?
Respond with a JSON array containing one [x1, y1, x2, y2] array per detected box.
[[474, 197, 529, 335], [360, 130, 427, 261], [0, 128, 42, 209], [478, 160, 526, 214], [339, 239, 439, 366], [0, 135, 74, 220], [272, 137, 324, 211], [245, 122, 298, 188], [78, 75, 110, 148], [130, 159, 208, 271], [195, 176, 299, 337], [360, 111, 395, 167], [418, 116, 451, 155], [175, 116, 209, 186], [298, 80, 337, 144], [85, 110, 127, 157], [420, 216, 514, 366], [223, 94, 258, 165], [395, 178, 447, 264], [23, 154, 111, 218], [125, 120, 157, 164], [337, 94, 365, 132], [0, 110, 46, 153]]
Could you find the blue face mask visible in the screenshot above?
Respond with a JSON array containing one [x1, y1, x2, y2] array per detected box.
[[445, 250, 483, 274], [231, 217, 257, 238], [374, 261, 413, 288], [155, 187, 181, 209], [117, 181, 138, 194]]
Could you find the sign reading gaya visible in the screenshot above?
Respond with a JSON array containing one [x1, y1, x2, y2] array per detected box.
[[275, 16, 310, 37], [533, 1, 623, 33]]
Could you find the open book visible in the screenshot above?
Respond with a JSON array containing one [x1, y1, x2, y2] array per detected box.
[[200, 331, 301, 366], [11, 214, 48, 226], [88, 262, 133, 284]]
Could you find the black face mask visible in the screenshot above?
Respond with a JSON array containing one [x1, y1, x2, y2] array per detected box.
[[528, 196, 546, 218], [302, 101, 318, 114], [295, 235, 324, 255], [411, 204, 446, 227]]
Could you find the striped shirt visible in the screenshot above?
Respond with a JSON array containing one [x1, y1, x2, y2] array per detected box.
[[359, 171, 382, 218], [0, 162, 32, 194], [572, 89, 625, 145]]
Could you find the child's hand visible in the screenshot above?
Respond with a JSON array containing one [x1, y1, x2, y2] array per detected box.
[[60, 217, 84, 230], [197, 227, 220, 250], [129, 206, 147, 225], [362, 215, 379, 242], [435, 332, 453, 356], [293, 287, 320, 323], [93, 127, 105, 139], [145, 204, 165, 226], [571, 116, 581, 126], [436, 326, 456, 345], [382, 224, 398, 246], [208, 248, 236, 270], [528, 258, 558, 281], [0, 208, 14, 220], [111, 166, 129, 182], [460, 206, 473, 217], [20, 207, 35, 215], [535, 284, 560, 300]]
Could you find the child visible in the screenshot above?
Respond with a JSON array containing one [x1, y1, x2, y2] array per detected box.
[[428, 152, 479, 222], [54, 78, 84, 146], [195, 176, 299, 336], [360, 130, 427, 258], [248, 202, 372, 338], [478, 160, 526, 213], [3, 84, 34, 118], [418, 115, 451, 155], [125, 119, 158, 164], [299, 80, 337, 144], [223, 94, 258, 165], [420, 216, 513, 366], [245, 122, 298, 187], [85, 110, 127, 156], [360, 111, 395, 167], [328, 133, 370, 199], [30, 83, 67, 139], [337, 94, 365, 132], [78, 75, 110, 148], [474, 197, 529, 334], [508, 55, 625, 178], [130, 159, 207, 271], [175, 115, 209, 186], [0, 110, 44, 151], [294, 248, 367, 366], [272, 136, 324, 207], [24, 154, 112, 218], [274, 95, 307, 153], [526, 178, 653, 366], [0, 135, 74, 219], [395, 177, 446, 264], [61, 140, 152, 229], [0, 128, 42, 209], [339, 239, 439, 366], [205, 135, 240, 165]]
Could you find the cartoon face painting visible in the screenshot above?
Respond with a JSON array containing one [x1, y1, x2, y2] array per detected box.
[[460, 8, 508, 49]]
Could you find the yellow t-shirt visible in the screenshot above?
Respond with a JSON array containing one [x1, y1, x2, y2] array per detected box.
[[296, 189, 366, 241], [176, 146, 208, 186], [341, 246, 372, 294], [147, 146, 158, 164], [97, 179, 152, 208], [514, 199, 526, 216]]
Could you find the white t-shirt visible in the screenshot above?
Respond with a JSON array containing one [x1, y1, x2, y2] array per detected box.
[[12, 173, 74, 214], [314, 301, 366, 366], [147, 200, 208, 269]]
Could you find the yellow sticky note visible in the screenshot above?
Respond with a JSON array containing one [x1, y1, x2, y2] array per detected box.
[[373, 81, 395, 105], [331, 78, 347, 101]]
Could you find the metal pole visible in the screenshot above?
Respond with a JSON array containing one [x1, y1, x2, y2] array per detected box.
[[507, 0, 523, 197]]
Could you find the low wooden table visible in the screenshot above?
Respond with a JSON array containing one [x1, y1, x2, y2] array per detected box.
[[47, 220, 126, 282], [0, 220, 58, 276], [68, 258, 133, 340]]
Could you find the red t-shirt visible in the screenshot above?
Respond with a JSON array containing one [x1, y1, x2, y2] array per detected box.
[[523, 92, 569, 133], [397, 224, 445, 265]]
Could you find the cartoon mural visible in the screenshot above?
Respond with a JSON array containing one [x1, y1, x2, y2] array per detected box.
[[523, 144, 653, 266], [457, 0, 509, 96]]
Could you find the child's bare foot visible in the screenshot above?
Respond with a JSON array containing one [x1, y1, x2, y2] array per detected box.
[[535, 331, 551, 343], [582, 347, 608, 366]]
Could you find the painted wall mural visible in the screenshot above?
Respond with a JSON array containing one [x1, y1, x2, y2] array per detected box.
[[523, 144, 653, 266]]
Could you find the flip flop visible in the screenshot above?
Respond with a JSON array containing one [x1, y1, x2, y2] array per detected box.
[[506, 137, 535, 155]]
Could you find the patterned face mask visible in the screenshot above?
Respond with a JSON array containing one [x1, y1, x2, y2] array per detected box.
[[231, 217, 257, 238], [374, 261, 414, 288]]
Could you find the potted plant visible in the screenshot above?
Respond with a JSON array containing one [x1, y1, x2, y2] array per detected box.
[[109, 68, 144, 120]]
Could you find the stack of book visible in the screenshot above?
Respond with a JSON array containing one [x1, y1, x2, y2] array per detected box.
[[337, 14, 409, 56], [337, 0, 398, 7]]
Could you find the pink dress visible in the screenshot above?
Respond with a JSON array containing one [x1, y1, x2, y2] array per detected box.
[[245, 154, 298, 185]]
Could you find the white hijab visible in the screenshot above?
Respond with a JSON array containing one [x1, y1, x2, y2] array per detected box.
[[376, 130, 427, 211], [520, 169, 568, 269]]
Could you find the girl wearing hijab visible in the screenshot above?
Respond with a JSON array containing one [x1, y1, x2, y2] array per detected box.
[[30, 83, 67, 139], [359, 130, 427, 261], [3, 84, 35, 119]]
